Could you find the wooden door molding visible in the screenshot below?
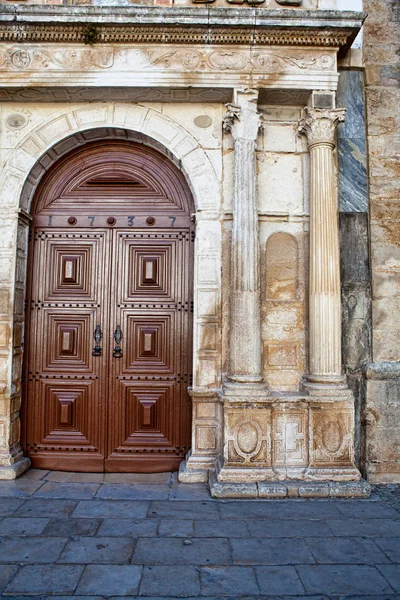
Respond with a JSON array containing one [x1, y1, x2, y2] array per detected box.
[[23, 140, 195, 472]]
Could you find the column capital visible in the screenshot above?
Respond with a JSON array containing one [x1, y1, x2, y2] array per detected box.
[[223, 89, 261, 142], [298, 106, 346, 148]]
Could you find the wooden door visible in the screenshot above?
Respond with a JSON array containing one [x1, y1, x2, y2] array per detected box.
[[106, 228, 193, 472], [23, 141, 194, 472]]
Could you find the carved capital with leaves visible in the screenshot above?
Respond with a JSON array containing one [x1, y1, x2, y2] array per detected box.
[[223, 89, 261, 142], [298, 106, 346, 148]]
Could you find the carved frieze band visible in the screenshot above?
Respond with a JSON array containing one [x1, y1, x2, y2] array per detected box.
[[0, 25, 352, 48], [0, 46, 337, 74], [223, 404, 355, 469]]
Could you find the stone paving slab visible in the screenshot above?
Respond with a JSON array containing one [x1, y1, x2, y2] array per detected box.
[[304, 536, 391, 564], [43, 518, 102, 537], [0, 471, 399, 598], [132, 537, 231, 565], [59, 537, 135, 564], [13, 499, 78, 518], [0, 518, 49, 536], [72, 501, 149, 520], [139, 565, 201, 597], [297, 565, 394, 595], [200, 566, 259, 596], [0, 500, 25, 517], [0, 537, 67, 563], [255, 565, 305, 595], [34, 483, 100, 501], [4, 565, 84, 595], [95, 484, 170, 501], [231, 538, 316, 565], [97, 518, 159, 537], [76, 565, 142, 596], [246, 519, 332, 538]]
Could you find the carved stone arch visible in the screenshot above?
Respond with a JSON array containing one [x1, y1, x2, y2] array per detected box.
[[266, 232, 298, 301], [18, 125, 218, 215]]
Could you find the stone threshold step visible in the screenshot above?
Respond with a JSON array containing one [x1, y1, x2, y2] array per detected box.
[[209, 473, 371, 499]]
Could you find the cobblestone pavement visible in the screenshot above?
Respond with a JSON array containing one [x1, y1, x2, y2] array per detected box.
[[0, 470, 399, 599]]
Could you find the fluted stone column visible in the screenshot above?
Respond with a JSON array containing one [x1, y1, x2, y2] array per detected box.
[[223, 90, 266, 393], [298, 106, 347, 392]]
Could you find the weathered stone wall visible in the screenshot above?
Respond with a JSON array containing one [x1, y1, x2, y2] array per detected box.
[[363, 0, 400, 482], [337, 69, 370, 470]]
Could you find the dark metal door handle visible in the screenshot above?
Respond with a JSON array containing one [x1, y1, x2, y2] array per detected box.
[[92, 324, 102, 357], [113, 325, 123, 358]]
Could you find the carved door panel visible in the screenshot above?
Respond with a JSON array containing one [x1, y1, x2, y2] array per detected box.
[[105, 228, 193, 472], [25, 230, 110, 471]]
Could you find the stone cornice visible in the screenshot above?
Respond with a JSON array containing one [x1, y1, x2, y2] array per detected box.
[[0, 7, 365, 54]]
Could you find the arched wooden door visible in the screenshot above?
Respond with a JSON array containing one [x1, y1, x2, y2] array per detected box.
[[23, 141, 194, 472]]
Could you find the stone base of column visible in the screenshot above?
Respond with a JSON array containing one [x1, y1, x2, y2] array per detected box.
[[302, 374, 349, 397], [0, 457, 31, 480], [178, 450, 216, 484], [210, 471, 371, 499], [223, 379, 269, 398], [211, 388, 365, 495]]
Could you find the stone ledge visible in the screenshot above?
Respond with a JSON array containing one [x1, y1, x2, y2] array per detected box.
[[209, 471, 371, 498], [0, 457, 30, 481], [365, 361, 400, 380]]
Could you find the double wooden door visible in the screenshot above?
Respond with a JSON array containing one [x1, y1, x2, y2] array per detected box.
[[23, 142, 194, 472]]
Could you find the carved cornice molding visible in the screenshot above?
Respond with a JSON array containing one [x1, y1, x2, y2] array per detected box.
[[298, 106, 346, 148], [0, 6, 365, 52], [0, 24, 356, 48]]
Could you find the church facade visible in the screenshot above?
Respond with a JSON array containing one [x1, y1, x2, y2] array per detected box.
[[0, 0, 398, 495]]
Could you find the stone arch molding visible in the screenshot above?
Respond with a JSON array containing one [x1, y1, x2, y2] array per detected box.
[[2, 104, 221, 214]]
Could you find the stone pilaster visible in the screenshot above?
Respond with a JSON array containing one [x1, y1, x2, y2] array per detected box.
[[223, 90, 266, 393], [298, 106, 347, 393]]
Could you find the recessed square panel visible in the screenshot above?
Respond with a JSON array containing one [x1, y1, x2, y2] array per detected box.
[[41, 382, 95, 447], [124, 312, 175, 373], [41, 310, 94, 372], [42, 238, 102, 301], [133, 249, 168, 296], [121, 383, 175, 447], [121, 238, 177, 302]]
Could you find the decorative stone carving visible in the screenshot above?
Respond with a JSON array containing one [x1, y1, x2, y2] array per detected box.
[[298, 106, 347, 390], [310, 408, 353, 466], [226, 0, 265, 5], [0, 24, 355, 49], [298, 106, 346, 147], [0, 46, 337, 74], [225, 408, 271, 467], [273, 408, 308, 466], [275, 0, 302, 5]]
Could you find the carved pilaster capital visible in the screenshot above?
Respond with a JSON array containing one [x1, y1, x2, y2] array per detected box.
[[223, 89, 261, 142], [223, 103, 241, 134], [298, 106, 346, 148]]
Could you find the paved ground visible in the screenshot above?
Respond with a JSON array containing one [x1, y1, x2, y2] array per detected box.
[[0, 470, 399, 599]]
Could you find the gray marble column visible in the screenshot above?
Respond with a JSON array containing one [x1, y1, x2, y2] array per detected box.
[[223, 90, 266, 392], [298, 106, 347, 391]]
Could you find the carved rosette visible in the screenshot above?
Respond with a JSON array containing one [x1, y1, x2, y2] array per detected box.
[[298, 107, 346, 148]]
